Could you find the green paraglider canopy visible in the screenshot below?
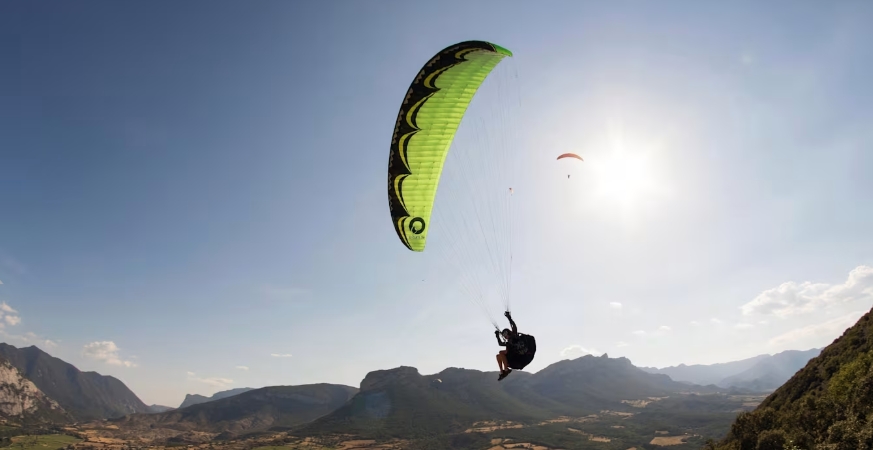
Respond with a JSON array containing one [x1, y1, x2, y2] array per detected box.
[[387, 41, 513, 252]]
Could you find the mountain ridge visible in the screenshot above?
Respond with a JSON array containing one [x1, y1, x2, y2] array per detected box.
[[640, 348, 822, 391], [301, 354, 725, 439], [109, 383, 359, 441], [717, 348, 821, 391], [0, 343, 151, 420], [178, 387, 256, 409]]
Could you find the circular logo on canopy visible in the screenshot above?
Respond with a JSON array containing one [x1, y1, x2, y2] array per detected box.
[[409, 217, 426, 235]]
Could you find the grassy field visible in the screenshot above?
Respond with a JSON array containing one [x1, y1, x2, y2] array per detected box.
[[10, 434, 81, 450]]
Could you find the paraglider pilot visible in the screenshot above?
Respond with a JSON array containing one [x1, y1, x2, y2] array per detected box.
[[495, 311, 537, 381]]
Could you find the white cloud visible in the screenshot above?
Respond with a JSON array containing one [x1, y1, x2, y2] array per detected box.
[[82, 341, 137, 368], [615, 341, 629, 348], [560, 344, 600, 359], [632, 330, 646, 336], [0, 302, 16, 314], [609, 302, 622, 310], [769, 310, 866, 349], [0, 279, 3, 285], [741, 266, 873, 317], [4, 315, 20, 326], [658, 325, 671, 332], [0, 328, 57, 350], [690, 320, 700, 326], [711, 318, 722, 324], [759, 320, 769, 325], [270, 353, 292, 358], [735, 323, 754, 329], [186, 372, 233, 388], [235, 366, 249, 371]]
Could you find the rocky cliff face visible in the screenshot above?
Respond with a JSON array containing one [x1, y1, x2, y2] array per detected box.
[[0, 343, 149, 420], [0, 358, 66, 420]]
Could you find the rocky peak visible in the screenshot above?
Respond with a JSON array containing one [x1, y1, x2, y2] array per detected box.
[[360, 366, 420, 391]]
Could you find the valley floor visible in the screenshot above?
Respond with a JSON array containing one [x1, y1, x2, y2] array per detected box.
[[34, 392, 762, 450]]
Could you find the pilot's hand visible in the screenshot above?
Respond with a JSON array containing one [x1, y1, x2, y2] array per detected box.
[[494, 330, 500, 337], [504, 311, 511, 318]]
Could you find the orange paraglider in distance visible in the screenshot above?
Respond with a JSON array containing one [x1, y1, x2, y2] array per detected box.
[[557, 153, 583, 178], [556, 153, 584, 161]]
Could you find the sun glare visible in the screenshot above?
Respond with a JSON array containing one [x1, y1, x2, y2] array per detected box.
[[592, 151, 655, 205], [584, 141, 671, 220]]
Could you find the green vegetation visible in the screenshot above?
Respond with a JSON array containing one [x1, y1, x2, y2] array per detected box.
[[9, 434, 80, 450], [711, 307, 873, 449]]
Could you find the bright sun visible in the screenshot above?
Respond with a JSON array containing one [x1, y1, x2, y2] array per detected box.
[[584, 144, 670, 218], [592, 151, 655, 205]]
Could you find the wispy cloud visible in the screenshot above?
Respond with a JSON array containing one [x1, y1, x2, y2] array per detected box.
[[609, 302, 622, 310], [711, 318, 722, 324], [270, 353, 292, 358], [82, 341, 137, 368], [690, 320, 700, 326], [658, 325, 671, 332], [615, 341, 629, 348], [0, 279, 3, 285], [741, 265, 873, 317], [632, 330, 646, 336], [769, 310, 866, 348], [0, 303, 56, 349], [4, 315, 20, 326], [235, 365, 249, 371], [560, 344, 600, 359], [0, 329, 57, 349], [186, 371, 233, 388], [735, 322, 754, 329], [0, 302, 20, 327]]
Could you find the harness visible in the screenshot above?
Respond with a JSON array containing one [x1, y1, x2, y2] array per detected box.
[[508, 333, 535, 356]]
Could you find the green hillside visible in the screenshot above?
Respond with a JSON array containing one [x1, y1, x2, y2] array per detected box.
[[711, 306, 873, 450]]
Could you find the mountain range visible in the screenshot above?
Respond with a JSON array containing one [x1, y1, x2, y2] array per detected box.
[[178, 387, 256, 409], [301, 354, 719, 439], [0, 331, 854, 449], [112, 384, 359, 442], [86, 353, 749, 450], [640, 348, 822, 391]]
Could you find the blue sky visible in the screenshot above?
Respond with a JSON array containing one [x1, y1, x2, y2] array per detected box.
[[2, 1, 873, 407]]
